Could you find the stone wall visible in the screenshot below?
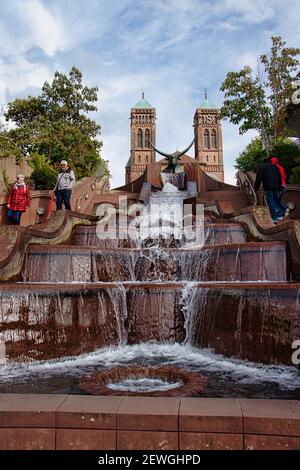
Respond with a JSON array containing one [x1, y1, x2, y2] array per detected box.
[[0, 395, 299, 450]]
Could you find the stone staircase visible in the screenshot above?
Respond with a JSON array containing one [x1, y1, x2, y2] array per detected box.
[[1, 207, 299, 365]]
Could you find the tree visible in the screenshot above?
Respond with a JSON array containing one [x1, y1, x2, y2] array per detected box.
[[3, 66, 108, 185], [29, 153, 57, 190], [290, 163, 300, 184], [235, 136, 300, 183], [260, 37, 300, 140], [220, 36, 300, 151], [235, 137, 267, 172], [272, 138, 300, 182]]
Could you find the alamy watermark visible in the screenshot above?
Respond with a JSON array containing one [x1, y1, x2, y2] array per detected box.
[[291, 340, 300, 365], [95, 197, 205, 246], [292, 79, 300, 105]]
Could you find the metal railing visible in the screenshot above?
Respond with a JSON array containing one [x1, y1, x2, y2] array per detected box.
[[237, 171, 257, 205]]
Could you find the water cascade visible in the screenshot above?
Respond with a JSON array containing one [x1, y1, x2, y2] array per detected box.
[[1, 177, 299, 399]]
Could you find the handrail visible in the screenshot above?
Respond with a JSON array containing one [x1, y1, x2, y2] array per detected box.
[[237, 171, 257, 205], [75, 169, 106, 212]]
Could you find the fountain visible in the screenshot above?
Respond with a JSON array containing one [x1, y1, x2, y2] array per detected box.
[[0, 152, 299, 401], [0, 140, 300, 456], [79, 366, 208, 397]]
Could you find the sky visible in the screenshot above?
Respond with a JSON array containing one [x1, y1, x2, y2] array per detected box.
[[0, 0, 299, 187]]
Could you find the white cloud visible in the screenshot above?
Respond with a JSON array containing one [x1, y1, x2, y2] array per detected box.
[[217, 0, 275, 24], [0, 0, 65, 57], [235, 52, 260, 70], [0, 56, 52, 101], [0, 0, 299, 188], [14, 0, 65, 56], [222, 122, 258, 185]]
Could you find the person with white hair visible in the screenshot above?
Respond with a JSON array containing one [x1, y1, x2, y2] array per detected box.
[[7, 174, 30, 225], [53, 160, 76, 210]]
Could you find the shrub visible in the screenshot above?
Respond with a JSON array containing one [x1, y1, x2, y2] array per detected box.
[[29, 152, 57, 190]]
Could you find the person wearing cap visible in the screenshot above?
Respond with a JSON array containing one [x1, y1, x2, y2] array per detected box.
[[270, 157, 289, 217], [53, 160, 76, 210], [7, 174, 30, 225]]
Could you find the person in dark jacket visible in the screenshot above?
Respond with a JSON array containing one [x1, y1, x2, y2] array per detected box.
[[254, 158, 282, 223], [271, 157, 288, 217], [7, 174, 30, 225]]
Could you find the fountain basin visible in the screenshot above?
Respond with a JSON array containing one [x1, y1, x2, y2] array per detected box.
[[79, 366, 208, 397]]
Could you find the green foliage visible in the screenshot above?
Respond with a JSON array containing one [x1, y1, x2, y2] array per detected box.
[[235, 137, 267, 172], [271, 138, 300, 181], [221, 36, 300, 149], [1, 169, 10, 190], [2, 66, 109, 184], [29, 152, 57, 190], [0, 133, 24, 162], [260, 37, 300, 139], [290, 164, 300, 184], [235, 136, 300, 183]]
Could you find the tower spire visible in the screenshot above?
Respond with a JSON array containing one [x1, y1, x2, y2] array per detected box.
[[205, 88, 207, 100]]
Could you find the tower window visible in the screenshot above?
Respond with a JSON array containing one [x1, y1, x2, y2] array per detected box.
[[138, 116, 141, 123], [146, 156, 148, 162], [204, 129, 210, 149], [138, 129, 143, 148], [211, 129, 217, 148], [145, 129, 151, 148], [138, 155, 141, 162], [214, 155, 216, 162], [206, 155, 209, 162]]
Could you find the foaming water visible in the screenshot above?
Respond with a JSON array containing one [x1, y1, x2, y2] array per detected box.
[[107, 377, 183, 393], [0, 343, 299, 397]]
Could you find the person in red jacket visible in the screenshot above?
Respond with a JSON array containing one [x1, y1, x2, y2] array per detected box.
[[270, 157, 289, 217], [7, 174, 30, 225]]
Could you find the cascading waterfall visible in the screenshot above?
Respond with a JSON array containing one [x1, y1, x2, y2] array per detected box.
[[2, 175, 299, 399], [129, 183, 188, 249], [180, 283, 209, 345], [107, 284, 128, 345]]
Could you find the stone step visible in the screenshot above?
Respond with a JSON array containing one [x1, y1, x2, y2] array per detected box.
[[1, 281, 299, 364], [70, 222, 247, 247], [23, 241, 287, 283]]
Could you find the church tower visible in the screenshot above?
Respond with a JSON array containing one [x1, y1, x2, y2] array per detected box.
[[125, 93, 156, 184], [193, 92, 224, 182]]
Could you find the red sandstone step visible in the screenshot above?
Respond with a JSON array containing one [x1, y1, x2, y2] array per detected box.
[[70, 222, 248, 247], [0, 281, 299, 364], [0, 395, 299, 450], [23, 241, 287, 283]]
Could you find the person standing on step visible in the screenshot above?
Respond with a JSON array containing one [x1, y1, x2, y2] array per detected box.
[[270, 157, 289, 217], [254, 157, 282, 223], [7, 174, 30, 225], [54, 160, 76, 210]]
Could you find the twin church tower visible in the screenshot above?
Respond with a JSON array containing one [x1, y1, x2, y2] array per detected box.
[[125, 92, 224, 184]]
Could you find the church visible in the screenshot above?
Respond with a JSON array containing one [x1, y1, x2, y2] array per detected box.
[[125, 92, 224, 184]]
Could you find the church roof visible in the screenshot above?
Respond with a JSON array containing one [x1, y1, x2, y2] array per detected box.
[[157, 154, 195, 163], [199, 98, 218, 109], [133, 93, 154, 109]]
